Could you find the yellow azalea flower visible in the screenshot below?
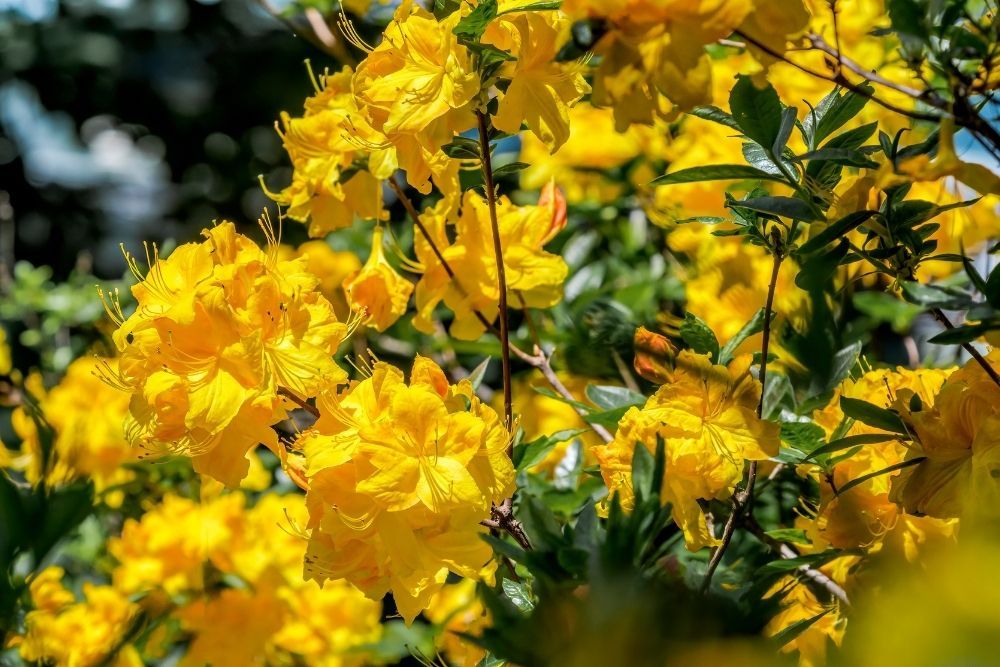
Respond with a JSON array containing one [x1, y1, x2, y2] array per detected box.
[[763, 557, 852, 667], [889, 354, 1000, 520], [176, 588, 285, 667], [266, 66, 388, 236], [488, 11, 591, 151], [807, 367, 957, 558], [562, 0, 754, 128], [893, 118, 1000, 196], [413, 190, 568, 340], [110, 493, 246, 596], [345, 226, 414, 332], [839, 536, 1000, 667], [425, 579, 490, 666], [353, 3, 478, 193], [105, 220, 349, 487], [271, 580, 383, 667], [10, 357, 136, 503], [593, 350, 779, 550], [17, 567, 141, 667], [298, 356, 514, 622], [277, 240, 362, 320]]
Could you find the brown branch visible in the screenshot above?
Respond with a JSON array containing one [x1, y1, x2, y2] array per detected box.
[[733, 29, 944, 124], [745, 516, 851, 607], [481, 498, 532, 550], [702, 231, 784, 593], [390, 177, 614, 445], [277, 387, 320, 418], [477, 111, 513, 434], [931, 307, 1000, 389]]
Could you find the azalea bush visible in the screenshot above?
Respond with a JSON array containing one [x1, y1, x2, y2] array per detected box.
[[3, 0, 1000, 665]]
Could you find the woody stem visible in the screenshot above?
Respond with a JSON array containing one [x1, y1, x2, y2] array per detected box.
[[930, 307, 1000, 389], [477, 111, 513, 434], [701, 231, 784, 594]]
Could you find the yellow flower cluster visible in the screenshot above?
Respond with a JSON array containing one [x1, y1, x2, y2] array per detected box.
[[108, 490, 382, 666], [594, 350, 779, 550], [9, 357, 135, 502], [891, 352, 1000, 520], [15, 567, 142, 667], [103, 221, 350, 487], [413, 190, 568, 340], [296, 356, 514, 622], [561, 0, 807, 128]]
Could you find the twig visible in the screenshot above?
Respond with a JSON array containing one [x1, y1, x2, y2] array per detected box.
[[481, 497, 532, 550], [277, 387, 320, 418], [745, 516, 851, 607], [733, 29, 944, 124], [611, 349, 641, 393], [390, 177, 614, 445], [931, 307, 1000, 388], [477, 111, 513, 433], [522, 345, 614, 444], [702, 231, 784, 593]]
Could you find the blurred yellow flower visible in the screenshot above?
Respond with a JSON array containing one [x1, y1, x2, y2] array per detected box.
[[425, 579, 489, 666], [17, 567, 141, 667], [11, 357, 135, 504]]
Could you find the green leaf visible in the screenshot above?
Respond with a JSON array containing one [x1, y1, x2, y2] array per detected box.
[[584, 385, 645, 411], [805, 433, 899, 460], [823, 341, 862, 393], [928, 323, 993, 345], [780, 421, 826, 452], [651, 164, 784, 185], [468, 358, 490, 390], [985, 263, 1000, 308], [765, 528, 812, 546], [679, 312, 720, 359], [771, 609, 832, 648], [501, 578, 534, 613], [442, 136, 482, 159], [900, 281, 971, 309], [730, 195, 820, 222], [798, 210, 877, 254], [773, 106, 798, 156], [513, 429, 587, 471], [756, 549, 847, 575], [630, 441, 655, 503], [453, 0, 498, 40], [812, 85, 875, 146], [476, 653, 507, 667], [717, 309, 767, 366], [492, 161, 530, 177], [498, 0, 560, 13], [837, 457, 925, 496], [839, 397, 908, 434], [729, 75, 784, 149], [795, 147, 879, 168], [689, 105, 742, 131], [584, 406, 632, 429]]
